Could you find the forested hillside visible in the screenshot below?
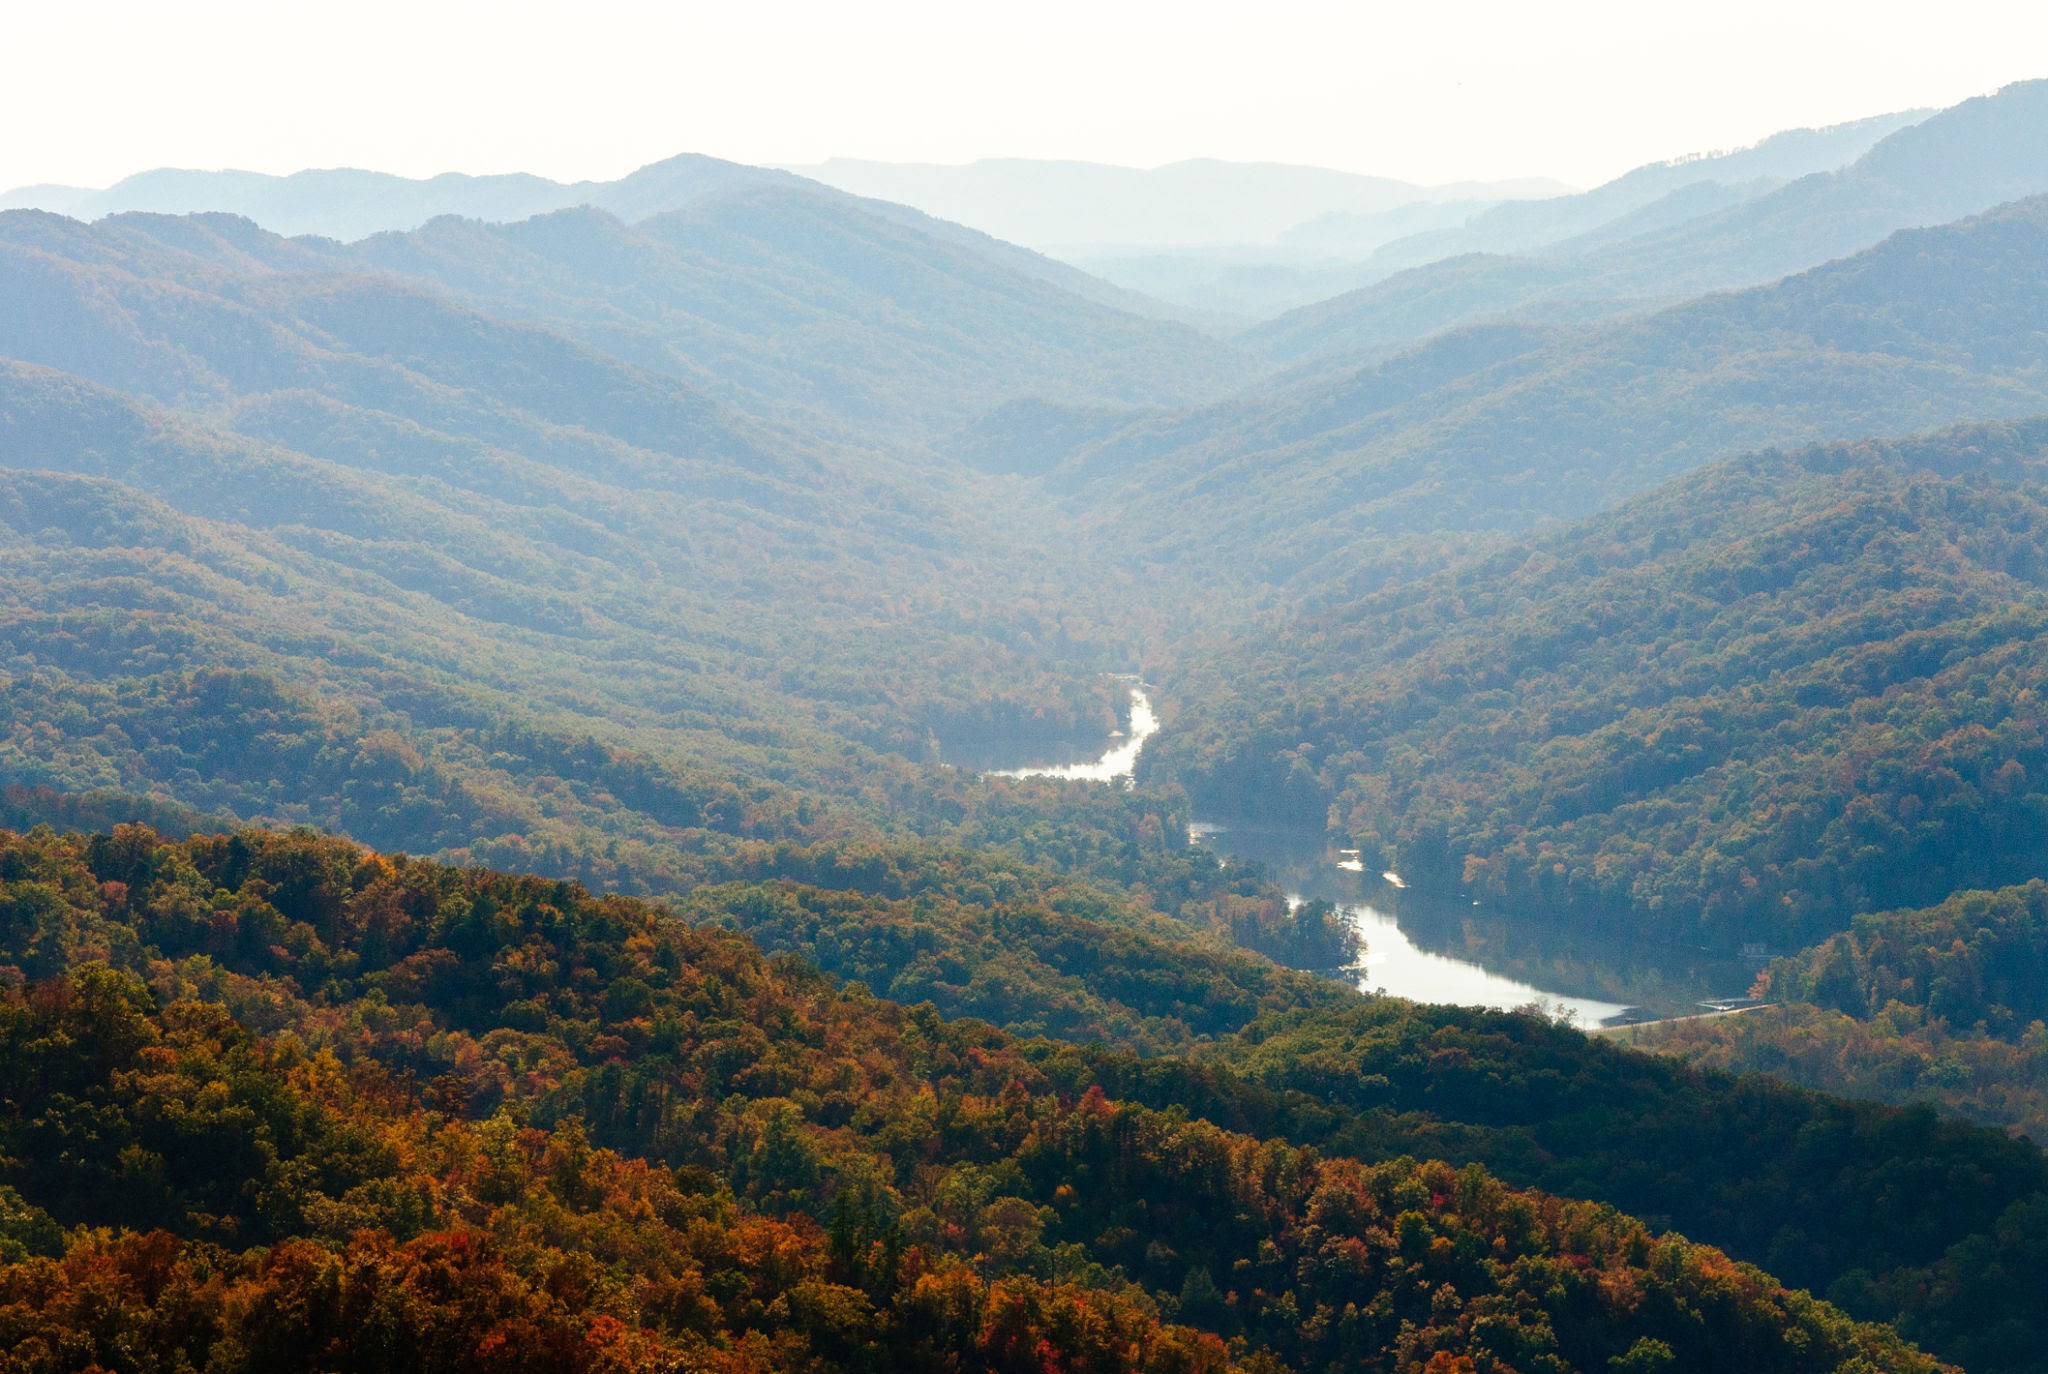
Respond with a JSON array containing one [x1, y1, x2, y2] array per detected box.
[[0, 362, 1125, 822], [0, 192, 1191, 823], [0, 192, 1247, 793], [7, 822, 2040, 1372], [0, 356, 1376, 1056], [1639, 881, 2048, 1140], [1145, 420, 2048, 946]]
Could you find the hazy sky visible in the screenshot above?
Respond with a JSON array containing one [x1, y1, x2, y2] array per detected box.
[[9, 1, 2048, 191]]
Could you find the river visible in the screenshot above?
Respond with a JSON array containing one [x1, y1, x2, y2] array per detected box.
[[991, 686, 1160, 783], [989, 686, 1747, 1027]]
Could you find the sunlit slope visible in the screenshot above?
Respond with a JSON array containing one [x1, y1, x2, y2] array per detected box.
[[1641, 878, 2048, 1143]]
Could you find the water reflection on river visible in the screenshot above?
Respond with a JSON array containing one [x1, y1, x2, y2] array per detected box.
[[1190, 822, 1757, 1023], [1191, 823, 1647, 1025], [992, 687, 1158, 783]]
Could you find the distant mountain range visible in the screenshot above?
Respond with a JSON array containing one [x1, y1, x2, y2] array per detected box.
[[7, 121, 1928, 327], [0, 96, 1990, 336], [1061, 109, 1930, 317], [780, 157, 1570, 250], [0, 153, 1566, 260], [1341, 108, 1934, 270], [1250, 79, 2048, 361], [0, 153, 802, 243]]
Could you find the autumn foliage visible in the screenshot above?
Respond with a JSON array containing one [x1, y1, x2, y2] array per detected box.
[[0, 825, 1949, 1371]]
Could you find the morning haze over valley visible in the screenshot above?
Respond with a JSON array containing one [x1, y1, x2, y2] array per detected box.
[[5, 6, 2048, 1371]]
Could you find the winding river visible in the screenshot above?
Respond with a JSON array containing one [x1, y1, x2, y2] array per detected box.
[[990, 686, 1742, 1026]]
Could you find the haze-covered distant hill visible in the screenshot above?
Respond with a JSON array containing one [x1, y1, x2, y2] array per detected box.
[[784, 156, 1568, 250], [5, 154, 1556, 253], [1076, 108, 1927, 319], [335, 187, 1252, 438], [0, 189, 1251, 446], [0, 100, 1959, 335], [1021, 195, 2048, 586], [1250, 79, 2048, 363], [1350, 107, 1932, 271]]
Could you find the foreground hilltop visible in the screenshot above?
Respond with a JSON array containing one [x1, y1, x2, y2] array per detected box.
[[8, 822, 2048, 1371]]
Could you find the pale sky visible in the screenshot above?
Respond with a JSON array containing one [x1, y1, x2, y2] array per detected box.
[[8, 0, 2048, 192]]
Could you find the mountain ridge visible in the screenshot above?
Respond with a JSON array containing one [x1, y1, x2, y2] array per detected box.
[[0, 151, 807, 242], [1249, 79, 2048, 364]]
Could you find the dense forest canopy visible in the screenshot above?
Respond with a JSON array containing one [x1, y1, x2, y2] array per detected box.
[[1637, 880, 2048, 1141], [1146, 421, 2048, 945]]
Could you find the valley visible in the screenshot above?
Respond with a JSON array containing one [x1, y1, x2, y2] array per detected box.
[[10, 62, 2048, 1374]]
